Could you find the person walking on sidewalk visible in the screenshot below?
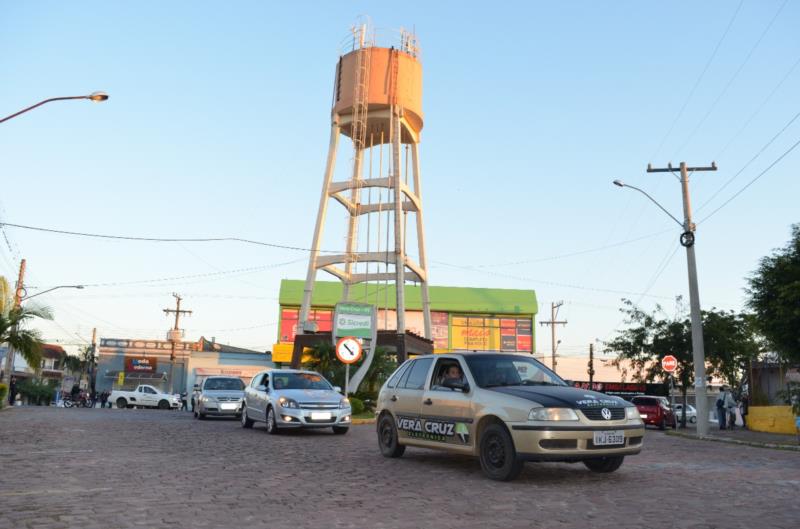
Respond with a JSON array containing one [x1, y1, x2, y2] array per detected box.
[[717, 389, 727, 430]]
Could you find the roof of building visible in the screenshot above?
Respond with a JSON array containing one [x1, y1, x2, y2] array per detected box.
[[42, 344, 67, 359], [196, 337, 265, 355], [278, 280, 538, 315]]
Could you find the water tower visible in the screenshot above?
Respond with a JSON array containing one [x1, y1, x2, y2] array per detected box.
[[292, 23, 432, 365]]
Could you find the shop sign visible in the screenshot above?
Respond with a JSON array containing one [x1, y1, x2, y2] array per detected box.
[[125, 357, 157, 373]]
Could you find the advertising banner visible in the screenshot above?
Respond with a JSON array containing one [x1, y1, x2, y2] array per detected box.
[[279, 309, 332, 343], [333, 302, 375, 340], [124, 357, 157, 373]]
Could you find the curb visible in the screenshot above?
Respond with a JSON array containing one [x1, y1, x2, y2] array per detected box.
[[666, 429, 800, 452], [351, 417, 376, 425]]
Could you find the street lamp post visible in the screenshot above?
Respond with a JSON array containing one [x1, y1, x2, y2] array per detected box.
[[0, 92, 109, 124], [613, 160, 717, 437]]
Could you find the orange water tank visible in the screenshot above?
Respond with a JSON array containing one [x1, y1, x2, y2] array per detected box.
[[333, 46, 423, 144]]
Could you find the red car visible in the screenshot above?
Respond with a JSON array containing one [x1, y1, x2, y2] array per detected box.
[[631, 396, 677, 430]]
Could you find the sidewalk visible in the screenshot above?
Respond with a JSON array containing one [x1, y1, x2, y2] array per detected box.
[[668, 423, 800, 451]]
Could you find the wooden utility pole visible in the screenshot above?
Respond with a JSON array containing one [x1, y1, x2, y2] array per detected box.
[[539, 301, 567, 372], [588, 342, 595, 387], [163, 294, 192, 393], [2, 259, 26, 384]]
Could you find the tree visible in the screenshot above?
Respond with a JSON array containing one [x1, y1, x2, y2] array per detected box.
[[605, 298, 760, 427], [303, 342, 397, 401], [746, 223, 800, 363], [1, 305, 53, 382]]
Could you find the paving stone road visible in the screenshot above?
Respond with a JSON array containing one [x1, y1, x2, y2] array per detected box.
[[1, 407, 798, 529]]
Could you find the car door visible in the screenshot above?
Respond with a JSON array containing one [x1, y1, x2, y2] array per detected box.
[[141, 386, 158, 407], [389, 357, 433, 446], [246, 372, 267, 420], [419, 357, 475, 452]]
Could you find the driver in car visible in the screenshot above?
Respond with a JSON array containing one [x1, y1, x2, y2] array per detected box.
[[433, 364, 465, 391]]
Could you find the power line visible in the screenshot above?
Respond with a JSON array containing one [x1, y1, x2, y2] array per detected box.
[[650, 0, 744, 161], [0, 222, 340, 254], [700, 134, 800, 223], [675, 0, 789, 156]]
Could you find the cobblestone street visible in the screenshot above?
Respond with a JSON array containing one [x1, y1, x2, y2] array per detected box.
[[1, 407, 798, 529]]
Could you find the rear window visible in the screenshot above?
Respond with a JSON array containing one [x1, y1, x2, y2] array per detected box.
[[633, 397, 659, 406], [386, 361, 412, 389], [401, 357, 433, 390]]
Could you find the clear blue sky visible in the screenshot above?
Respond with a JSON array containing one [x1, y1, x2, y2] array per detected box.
[[1, 1, 798, 359]]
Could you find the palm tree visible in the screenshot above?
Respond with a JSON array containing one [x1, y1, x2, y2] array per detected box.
[[1, 305, 53, 382]]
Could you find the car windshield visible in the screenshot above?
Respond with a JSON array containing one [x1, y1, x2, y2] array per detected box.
[[463, 354, 566, 388], [204, 378, 245, 391], [273, 373, 332, 391]]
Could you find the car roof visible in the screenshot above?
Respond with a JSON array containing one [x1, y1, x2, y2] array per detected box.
[[270, 369, 321, 375]]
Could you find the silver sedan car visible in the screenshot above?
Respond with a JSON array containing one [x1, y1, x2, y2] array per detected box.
[[193, 376, 245, 420], [241, 369, 352, 434]]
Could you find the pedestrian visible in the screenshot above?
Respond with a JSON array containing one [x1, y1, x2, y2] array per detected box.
[[180, 391, 188, 411], [725, 390, 737, 430], [8, 376, 17, 406], [739, 395, 749, 430], [99, 390, 108, 409], [716, 388, 727, 430]]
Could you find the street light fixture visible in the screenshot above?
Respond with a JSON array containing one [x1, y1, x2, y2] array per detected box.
[[0, 92, 110, 124], [20, 285, 85, 302]]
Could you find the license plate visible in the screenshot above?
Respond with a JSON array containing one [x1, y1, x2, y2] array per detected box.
[[593, 430, 625, 446], [220, 403, 238, 411], [311, 412, 332, 421]]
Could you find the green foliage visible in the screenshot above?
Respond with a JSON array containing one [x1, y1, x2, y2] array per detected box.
[[0, 305, 54, 371], [17, 378, 58, 405], [746, 224, 800, 363], [0, 383, 7, 407], [776, 382, 800, 416], [348, 396, 365, 415]]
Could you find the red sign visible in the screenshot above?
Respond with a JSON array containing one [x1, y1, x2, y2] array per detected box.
[[661, 355, 678, 373], [125, 357, 157, 373]]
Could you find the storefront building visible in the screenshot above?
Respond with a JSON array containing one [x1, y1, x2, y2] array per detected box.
[[96, 337, 272, 394], [272, 279, 538, 363]]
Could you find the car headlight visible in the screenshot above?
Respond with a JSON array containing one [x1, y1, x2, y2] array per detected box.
[[626, 406, 641, 420], [278, 397, 299, 409], [528, 407, 579, 421], [339, 398, 350, 409]]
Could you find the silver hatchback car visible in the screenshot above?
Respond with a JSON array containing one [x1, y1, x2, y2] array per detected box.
[[241, 369, 352, 435], [193, 376, 245, 420]]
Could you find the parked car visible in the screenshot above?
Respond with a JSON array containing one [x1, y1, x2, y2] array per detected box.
[[673, 403, 697, 424], [110, 385, 181, 410], [241, 369, 352, 435], [193, 376, 245, 420], [375, 352, 645, 481], [631, 395, 677, 430]]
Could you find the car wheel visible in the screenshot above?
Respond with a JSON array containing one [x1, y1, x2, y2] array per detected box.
[[198, 410, 206, 420], [690, 416, 697, 424], [241, 406, 254, 429], [265, 407, 279, 434], [377, 414, 405, 458], [658, 418, 666, 430], [584, 456, 625, 473], [158, 400, 170, 410], [332, 426, 349, 435], [116, 398, 127, 409], [193, 410, 198, 419], [478, 423, 524, 481]]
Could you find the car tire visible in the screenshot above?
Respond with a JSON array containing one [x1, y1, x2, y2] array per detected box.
[[478, 423, 524, 481], [193, 410, 198, 419], [116, 398, 127, 409], [158, 400, 170, 410], [332, 426, 349, 435], [241, 406, 254, 429], [377, 414, 405, 458], [658, 418, 666, 430], [265, 406, 279, 435], [690, 416, 697, 424], [198, 410, 207, 420], [583, 456, 625, 473]]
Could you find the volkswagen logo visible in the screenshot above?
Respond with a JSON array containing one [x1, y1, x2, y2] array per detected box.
[[601, 408, 613, 420]]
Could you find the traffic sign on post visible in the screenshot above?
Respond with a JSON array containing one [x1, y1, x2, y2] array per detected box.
[[662, 355, 678, 373], [336, 337, 362, 364]]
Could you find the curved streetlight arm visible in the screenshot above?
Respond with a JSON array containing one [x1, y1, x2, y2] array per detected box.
[[21, 285, 84, 301], [613, 181, 684, 228], [1, 93, 108, 124]]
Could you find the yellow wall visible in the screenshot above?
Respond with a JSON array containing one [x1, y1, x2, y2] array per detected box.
[[272, 343, 312, 364], [747, 406, 797, 434]]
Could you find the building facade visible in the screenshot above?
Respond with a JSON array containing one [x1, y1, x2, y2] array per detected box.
[[272, 279, 538, 363]]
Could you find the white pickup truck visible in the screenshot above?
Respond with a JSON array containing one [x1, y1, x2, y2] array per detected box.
[[110, 385, 181, 410]]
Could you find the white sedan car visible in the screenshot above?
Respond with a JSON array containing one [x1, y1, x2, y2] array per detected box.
[[673, 403, 697, 424]]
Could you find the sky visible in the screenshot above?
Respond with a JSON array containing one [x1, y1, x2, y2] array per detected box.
[[1, 1, 798, 361]]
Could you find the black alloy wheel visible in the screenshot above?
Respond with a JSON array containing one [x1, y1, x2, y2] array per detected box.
[[377, 414, 405, 458], [478, 423, 523, 481]]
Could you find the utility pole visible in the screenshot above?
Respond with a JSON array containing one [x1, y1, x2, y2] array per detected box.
[[647, 161, 716, 436], [539, 301, 567, 372], [2, 259, 26, 384], [89, 327, 97, 393], [163, 294, 192, 394], [588, 342, 595, 387]]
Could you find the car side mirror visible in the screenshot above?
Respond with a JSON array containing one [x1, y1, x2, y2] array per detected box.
[[256, 385, 267, 392], [442, 378, 469, 393], [334, 386, 342, 394]]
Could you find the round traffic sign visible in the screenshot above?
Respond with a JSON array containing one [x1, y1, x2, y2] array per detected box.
[[335, 336, 362, 364], [661, 355, 678, 373]]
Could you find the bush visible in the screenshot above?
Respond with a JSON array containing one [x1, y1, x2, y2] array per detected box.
[[0, 383, 7, 407], [18, 378, 57, 406], [348, 396, 365, 415]]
